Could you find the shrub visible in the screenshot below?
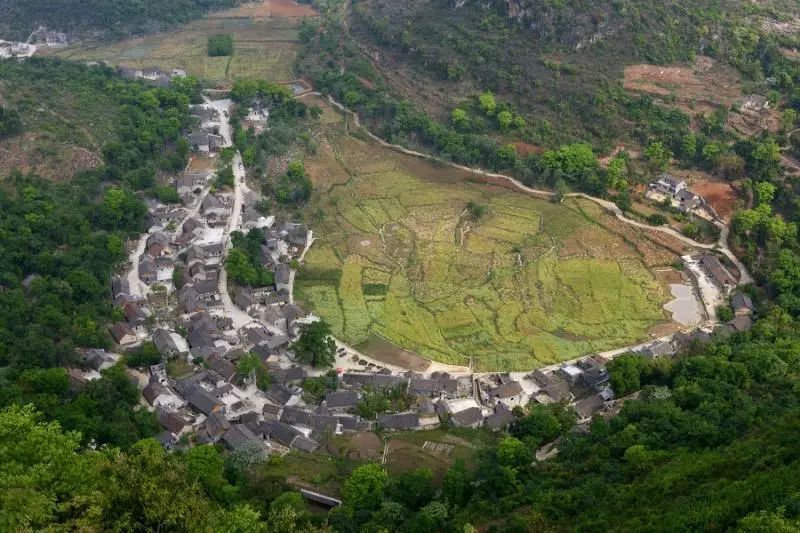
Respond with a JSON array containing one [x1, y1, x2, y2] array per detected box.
[[208, 34, 233, 56]]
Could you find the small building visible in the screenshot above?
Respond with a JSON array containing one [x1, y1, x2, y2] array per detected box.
[[731, 293, 754, 316], [109, 323, 137, 346], [186, 388, 225, 416], [651, 174, 687, 196], [266, 383, 295, 406], [700, 254, 736, 290], [138, 257, 158, 285], [574, 393, 606, 422], [488, 380, 525, 408], [559, 365, 584, 385], [324, 390, 360, 411], [726, 315, 754, 334], [484, 404, 515, 431], [450, 407, 484, 428], [639, 340, 675, 359], [378, 412, 420, 431], [274, 263, 291, 292], [675, 188, 702, 213]]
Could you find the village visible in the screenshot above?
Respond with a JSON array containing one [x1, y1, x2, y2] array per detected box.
[[51, 82, 758, 463]]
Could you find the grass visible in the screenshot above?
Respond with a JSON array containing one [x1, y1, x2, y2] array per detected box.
[[296, 126, 677, 371], [48, 11, 309, 83]]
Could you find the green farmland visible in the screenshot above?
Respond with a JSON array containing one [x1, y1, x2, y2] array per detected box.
[[297, 132, 678, 371]]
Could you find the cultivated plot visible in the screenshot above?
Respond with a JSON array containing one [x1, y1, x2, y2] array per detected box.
[[297, 130, 679, 371], [48, 1, 314, 83]]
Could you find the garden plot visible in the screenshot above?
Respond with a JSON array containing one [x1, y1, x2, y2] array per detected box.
[[296, 131, 679, 371]]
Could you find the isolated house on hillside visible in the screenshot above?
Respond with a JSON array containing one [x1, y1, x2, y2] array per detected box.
[[651, 174, 687, 196], [732, 292, 754, 316], [700, 254, 736, 290]]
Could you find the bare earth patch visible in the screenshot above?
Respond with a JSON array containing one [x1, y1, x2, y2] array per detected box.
[[623, 56, 779, 136], [212, 0, 318, 19], [689, 178, 739, 222]]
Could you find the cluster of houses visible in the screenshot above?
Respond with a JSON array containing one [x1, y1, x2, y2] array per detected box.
[[68, 93, 762, 465], [0, 40, 36, 59], [29, 27, 68, 47], [117, 65, 188, 88], [648, 173, 715, 219], [188, 105, 224, 154]]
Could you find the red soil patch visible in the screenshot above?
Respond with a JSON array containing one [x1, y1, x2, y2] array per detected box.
[[226, 0, 317, 18], [512, 141, 543, 157], [188, 155, 216, 172], [690, 179, 739, 222]]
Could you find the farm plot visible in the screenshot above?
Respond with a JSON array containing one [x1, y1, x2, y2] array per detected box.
[[48, 4, 312, 83], [296, 132, 678, 371]]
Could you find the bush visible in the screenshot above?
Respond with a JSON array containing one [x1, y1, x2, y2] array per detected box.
[[648, 213, 668, 226], [208, 34, 233, 56]]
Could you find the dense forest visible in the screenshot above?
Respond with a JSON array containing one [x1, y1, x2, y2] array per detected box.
[[0, 58, 198, 449], [0, 0, 242, 41]]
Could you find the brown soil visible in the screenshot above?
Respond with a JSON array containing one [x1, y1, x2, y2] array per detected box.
[[689, 178, 739, 221], [0, 135, 102, 180], [355, 333, 432, 372], [623, 56, 779, 136], [512, 141, 543, 157], [188, 155, 216, 171], [654, 268, 685, 285], [328, 432, 383, 460], [647, 321, 682, 337], [211, 0, 317, 18]]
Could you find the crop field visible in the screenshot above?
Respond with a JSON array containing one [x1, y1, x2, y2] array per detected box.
[[48, 0, 316, 83], [296, 126, 680, 371]]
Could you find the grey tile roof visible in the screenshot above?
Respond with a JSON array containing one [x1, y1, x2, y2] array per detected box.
[[378, 412, 419, 430], [325, 390, 360, 409]]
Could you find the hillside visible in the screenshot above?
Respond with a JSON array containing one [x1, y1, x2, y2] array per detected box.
[[299, 0, 800, 149], [0, 0, 242, 41], [0, 58, 121, 179]]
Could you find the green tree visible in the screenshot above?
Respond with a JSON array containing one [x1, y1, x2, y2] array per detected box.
[[342, 463, 388, 513], [292, 320, 336, 368], [451, 108, 470, 130], [644, 141, 672, 171], [607, 354, 647, 396], [208, 34, 234, 56], [478, 91, 497, 115], [497, 110, 513, 130]]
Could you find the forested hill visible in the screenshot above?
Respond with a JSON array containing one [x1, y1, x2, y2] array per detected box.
[[0, 0, 242, 41], [316, 0, 800, 148]]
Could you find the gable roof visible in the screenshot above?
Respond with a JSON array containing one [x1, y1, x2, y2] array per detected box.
[[266, 384, 294, 405], [490, 381, 524, 399], [207, 355, 237, 381], [186, 388, 224, 416], [575, 393, 606, 420], [324, 390, 359, 409], [378, 412, 419, 430], [484, 405, 515, 431], [451, 407, 484, 428], [731, 292, 754, 311]]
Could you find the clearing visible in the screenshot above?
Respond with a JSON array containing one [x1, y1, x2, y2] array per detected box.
[[47, 0, 318, 83], [296, 115, 685, 371], [623, 56, 780, 136]]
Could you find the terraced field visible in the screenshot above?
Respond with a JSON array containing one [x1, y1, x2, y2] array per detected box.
[[297, 126, 681, 371]]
